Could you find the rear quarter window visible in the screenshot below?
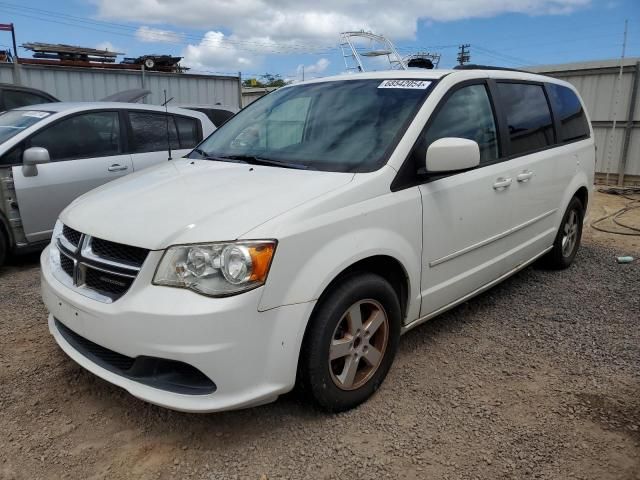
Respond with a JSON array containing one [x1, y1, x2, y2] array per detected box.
[[496, 82, 554, 156], [546, 83, 590, 142]]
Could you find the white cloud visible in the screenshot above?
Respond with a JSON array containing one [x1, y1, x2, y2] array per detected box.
[[296, 58, 330, 80], [97, 0, 591, 46], [95, 41, 122, 52], [135, 26, 184, 43], [181, 31, 256, 72]]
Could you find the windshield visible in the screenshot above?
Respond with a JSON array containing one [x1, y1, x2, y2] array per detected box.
[[0, 110, 51, 144], [190, 79, 434, 172]]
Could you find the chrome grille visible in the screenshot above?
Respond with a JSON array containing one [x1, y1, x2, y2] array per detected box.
[[90, 238, 148, 267], [62, 225, 81, 247], [51, 226, 149, 303]]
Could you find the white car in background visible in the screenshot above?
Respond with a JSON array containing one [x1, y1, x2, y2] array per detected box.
[[0, 103, 214, 264], [42, 68, 594, 413]]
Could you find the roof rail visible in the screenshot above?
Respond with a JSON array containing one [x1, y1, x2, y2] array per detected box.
[[453, 64, 530, 73]]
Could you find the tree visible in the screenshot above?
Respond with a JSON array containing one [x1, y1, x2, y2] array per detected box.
[[242, 73, 289, 88]]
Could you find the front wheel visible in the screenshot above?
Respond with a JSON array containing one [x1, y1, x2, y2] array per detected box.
[[299, 273, 401, 412], [0, 230, 7, 266], [543, 196, 584, 269]]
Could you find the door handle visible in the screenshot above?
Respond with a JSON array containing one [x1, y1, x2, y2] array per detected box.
[[108, 164, 129, 172], [493, 177, 512, 190], [516, 170, 534, 183]]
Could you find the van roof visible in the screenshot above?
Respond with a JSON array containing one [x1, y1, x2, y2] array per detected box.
[[290, 68, 570, 88]]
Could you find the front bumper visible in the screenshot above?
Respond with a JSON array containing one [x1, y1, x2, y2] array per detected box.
[[41, 246, 315, 412]]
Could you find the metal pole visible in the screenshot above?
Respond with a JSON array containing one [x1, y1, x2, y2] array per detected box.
[[605, 19, 627, 185], [618, 60, 639, 186], [10, 23, 20, 85], [237, 71, 243, 109]]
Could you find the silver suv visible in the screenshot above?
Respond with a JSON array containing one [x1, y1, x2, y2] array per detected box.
[[0, 102, 214, 265]]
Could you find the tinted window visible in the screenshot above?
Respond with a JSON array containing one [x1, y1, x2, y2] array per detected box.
[[547, 83, 590, 142], [30, 111, 121, 161], [4, 90, 52, 109], [497, 83, 554, 156], [420, 84, 498, 165], [190, 108, 235, 127], [174, 116, 200, 148], [0, 144, 24, 166], [209, 108, 235, 126], [129, 112, 179, 153]]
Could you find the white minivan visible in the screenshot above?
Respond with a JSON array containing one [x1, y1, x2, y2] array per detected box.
[[41, 68, 594, 412]]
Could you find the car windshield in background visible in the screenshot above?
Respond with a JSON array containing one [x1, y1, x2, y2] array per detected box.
[[0, 110, 51, 144], [191, 79, 434, 172]]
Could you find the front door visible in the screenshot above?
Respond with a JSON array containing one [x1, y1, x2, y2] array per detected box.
[[415, 82, 514, 316], [12, 110, 132, 243]]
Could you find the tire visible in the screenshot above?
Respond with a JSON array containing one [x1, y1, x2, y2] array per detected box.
[[543, 196, 584, 269], [299, 273, 401, 412], [0, 229, 7, 266]]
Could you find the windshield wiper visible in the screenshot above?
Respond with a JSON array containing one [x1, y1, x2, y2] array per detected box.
[[217, 154, 309, 170]]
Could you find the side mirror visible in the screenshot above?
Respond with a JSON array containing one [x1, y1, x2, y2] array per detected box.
[[425, 137, 480, 173], [22, 147, 50, 177]]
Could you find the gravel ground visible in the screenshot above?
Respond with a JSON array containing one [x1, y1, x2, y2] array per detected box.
[[0, 198, 639, 479]]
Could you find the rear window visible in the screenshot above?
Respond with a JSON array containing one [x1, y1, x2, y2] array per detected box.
[[128, 112, 179, 153], [546, 83, 590, 142], [174, 116, 200, 148], [3, 90, 52, 110], [497, 83, 554, 156]]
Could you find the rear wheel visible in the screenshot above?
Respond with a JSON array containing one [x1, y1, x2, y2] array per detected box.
[[299, 273, 401, 412], [544, 196, 584, 269]]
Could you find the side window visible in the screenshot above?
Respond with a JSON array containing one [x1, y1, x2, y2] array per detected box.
[[546, 83, 590, 142], [174, 115, 200, 149], [496, 83, 554, 156], [421, 84, 499, 165], [266, 97, 311, 149], [4, 90, 52, 109], [129, 112, 179, 153], [30, 111, 121, 162]]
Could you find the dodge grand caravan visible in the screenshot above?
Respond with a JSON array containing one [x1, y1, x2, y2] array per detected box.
[[41, 69, 594, 412]]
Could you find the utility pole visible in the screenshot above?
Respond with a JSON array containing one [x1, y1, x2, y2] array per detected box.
[[605, 19, 628, 185], [457, 44, 470, 66], [302, 65, 305, 82]]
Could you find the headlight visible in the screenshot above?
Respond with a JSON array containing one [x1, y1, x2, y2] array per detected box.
[[153, 240, 276, 296]]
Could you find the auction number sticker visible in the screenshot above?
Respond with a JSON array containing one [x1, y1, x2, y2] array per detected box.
[[22, 111, 50, 118], [378, 80, 432, 89]]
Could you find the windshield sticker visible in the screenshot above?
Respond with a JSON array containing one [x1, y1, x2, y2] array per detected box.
[[22, 111, 50, 119], [378, 80, 432, 89]]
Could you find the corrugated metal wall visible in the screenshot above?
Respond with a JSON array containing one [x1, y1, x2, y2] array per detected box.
[[530, 59, 640, 184], [0, 63, 241, 108]]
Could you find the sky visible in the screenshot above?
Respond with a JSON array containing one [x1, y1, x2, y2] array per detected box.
[[0, 0, 638, 81]]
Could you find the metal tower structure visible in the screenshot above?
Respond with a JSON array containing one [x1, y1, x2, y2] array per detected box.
[[340, 31, 407, 72]]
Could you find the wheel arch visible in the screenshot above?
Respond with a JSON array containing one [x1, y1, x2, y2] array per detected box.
[[312, 255, 410, 323]]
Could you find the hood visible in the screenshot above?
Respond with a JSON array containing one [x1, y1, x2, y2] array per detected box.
[[61, 159, 354, 249]]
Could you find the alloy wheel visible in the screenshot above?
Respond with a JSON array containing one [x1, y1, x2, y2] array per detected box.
[[328, 299, 389, 391], [561, 209, 579, 257]]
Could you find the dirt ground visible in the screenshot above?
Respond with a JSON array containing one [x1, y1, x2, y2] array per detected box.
[[0, 191, 638, 480]]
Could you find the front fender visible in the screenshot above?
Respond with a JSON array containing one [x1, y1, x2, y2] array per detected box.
[[257, 187, 423, 325]]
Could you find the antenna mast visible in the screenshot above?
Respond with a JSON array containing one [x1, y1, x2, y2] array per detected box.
[[164, 89, 172, 160]]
